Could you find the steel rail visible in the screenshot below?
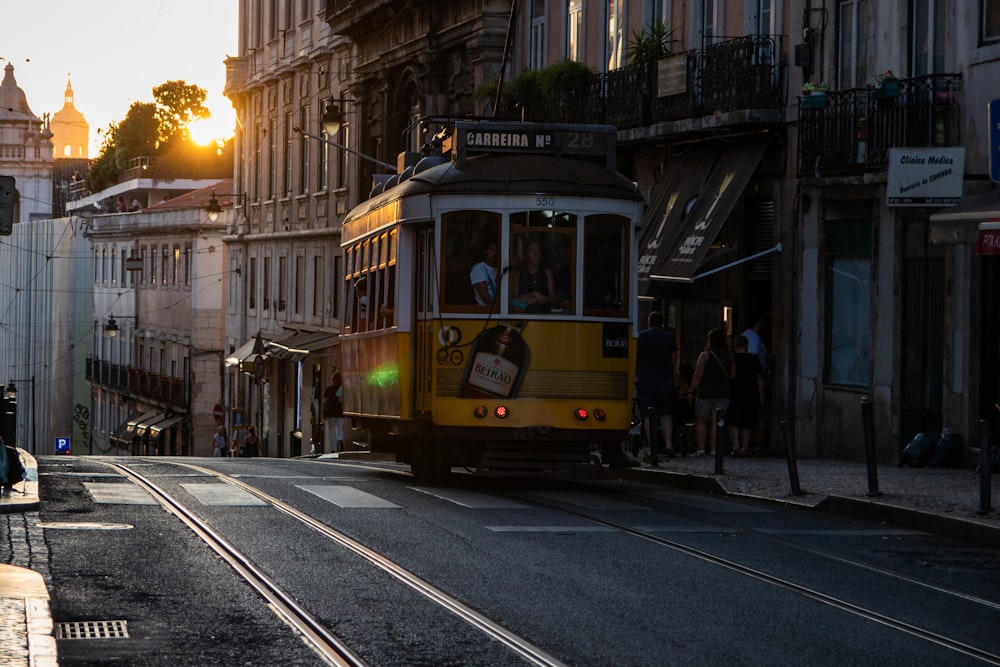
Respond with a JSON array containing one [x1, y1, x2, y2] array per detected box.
[[176, 462, 570, 667], [515, 492, 1000, 666], [98, 461, 366, 667]]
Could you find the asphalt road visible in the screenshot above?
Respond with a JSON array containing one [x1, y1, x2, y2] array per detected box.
[[24, 456, 1000, 666]]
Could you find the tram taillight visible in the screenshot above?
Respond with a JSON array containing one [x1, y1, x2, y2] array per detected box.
[[473, 406, 488, 419], [594, 409, 607, 422], [495, 405, 509, 419], [574, 408, 589, 421]]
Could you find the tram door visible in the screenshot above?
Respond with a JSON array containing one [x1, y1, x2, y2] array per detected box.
[[414, 226, 436, 414]]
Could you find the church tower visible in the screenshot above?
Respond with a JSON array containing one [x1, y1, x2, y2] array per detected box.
[[0, 63, 54, 221], [50, 78, 89, 160]]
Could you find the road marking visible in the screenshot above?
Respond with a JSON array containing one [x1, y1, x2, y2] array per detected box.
[[84, 482, 157, 505], [409, 487, 528, 508], [526, 491, 650, 510], [486, 525, 618, 533], [757, 528, 925, 536], [299, 485, 400, 508], [180, 483, 267, 506], [646, 490, 772, 513]]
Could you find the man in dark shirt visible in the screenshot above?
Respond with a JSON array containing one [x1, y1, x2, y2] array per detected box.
[[636, 311, 679, 459]]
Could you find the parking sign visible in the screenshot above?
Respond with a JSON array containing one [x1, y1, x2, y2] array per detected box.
[[55, 437, 71, 454]]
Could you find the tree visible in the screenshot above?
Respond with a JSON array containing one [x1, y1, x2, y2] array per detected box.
[[476, 60, 597, 122], [154, 80, 210, 148]]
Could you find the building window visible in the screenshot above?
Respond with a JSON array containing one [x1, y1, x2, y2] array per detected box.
[[141, 247, 148, 284], [825, 219, 872, 386], [299, 106, 310, 195], [93, 249, 99, 284], [150, 245, 158, 284], [161, 247, 169, 287], [701, 0, 720, 45], [173, 246, 180, 285], [284, 111, 293, 196], [530, 0, 547, 69], [312, 255, 324, 317], [295, 255, 305, 315], [912, 0, 946, 75], [263, 256, 271, 311], [102, 248, 108, 284], [184, 245, 191, 285], [111, 247, 118, 285], [985, 0, 1000, 42], [268, 118, 277, 199], [278, 255, 287, 312], [249, 257, 257, 310], [606, 0, 624, 70], [568, 0, 583, 62], [837, 0, 870, 89]]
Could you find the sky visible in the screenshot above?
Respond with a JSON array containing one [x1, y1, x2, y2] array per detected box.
[[3, 1, 238, 155]]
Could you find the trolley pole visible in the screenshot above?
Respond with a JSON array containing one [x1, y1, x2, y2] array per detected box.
[[780, 419, 804, 496], [713, 408, 725, 475], [647, 406, 659, 468], [979, 419, 992, 515], [861, 397, 882, 497]]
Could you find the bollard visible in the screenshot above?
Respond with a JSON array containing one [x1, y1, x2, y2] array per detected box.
[[978, 419, 992, 515], [646, 406, 659, 468], [780, 419, 804, 496], [714, 408, 725, 475], [861, 397, 882, 497]]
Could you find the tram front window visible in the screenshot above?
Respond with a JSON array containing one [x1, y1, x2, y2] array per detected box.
[[510, 211, 576, 315]]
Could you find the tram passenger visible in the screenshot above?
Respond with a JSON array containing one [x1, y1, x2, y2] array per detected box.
[[470, 240, 498, 307], [511, 239, 555, 313]]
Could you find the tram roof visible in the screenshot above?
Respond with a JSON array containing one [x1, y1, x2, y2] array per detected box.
[[342, 153, 642, 234]]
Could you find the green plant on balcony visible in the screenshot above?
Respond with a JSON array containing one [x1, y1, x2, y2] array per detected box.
[[869, 70, 899, 98], [625, 20, 677, 68], [801, 81, 828, 94], [475, 60, 596, 121]]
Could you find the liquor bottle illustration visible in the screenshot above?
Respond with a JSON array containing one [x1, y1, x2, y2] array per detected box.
[[460, 321, 531, 398]]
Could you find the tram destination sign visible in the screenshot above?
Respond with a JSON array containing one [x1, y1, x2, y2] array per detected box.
[[447, 121, 615, 169], [886, 147, 965, 206]]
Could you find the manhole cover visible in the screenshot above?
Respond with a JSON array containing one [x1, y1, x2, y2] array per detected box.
[[38, 522, 133, 531], [56, 620, 129, 640]]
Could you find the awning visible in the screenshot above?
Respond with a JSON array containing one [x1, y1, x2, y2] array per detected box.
[[225, 338, 258, 367], [267, 330, 338, 362], [149, 414, 186, 436], [977, 221, 1000, 255], [135, 412, 167, 436], [640, 135, 770, 287], [929, 191, 1000, 248], [110, 410, 144, 445]]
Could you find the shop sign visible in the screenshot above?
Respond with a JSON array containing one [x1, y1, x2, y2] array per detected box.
[[886, 147, 965, 206]]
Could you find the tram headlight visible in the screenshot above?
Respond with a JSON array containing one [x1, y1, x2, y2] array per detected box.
[[473, 406, 488, 419], [574, 408, 589, 421], [594, 408, 607, 422], [495, 405, 509, 419]]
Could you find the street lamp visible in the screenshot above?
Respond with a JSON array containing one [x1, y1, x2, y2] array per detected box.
[[105, 316, 121, 338], [293, 97, 397, 173], [206, 192, 222, 222]]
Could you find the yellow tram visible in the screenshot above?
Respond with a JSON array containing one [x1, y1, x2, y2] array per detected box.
[[340, 119, 643, 479]]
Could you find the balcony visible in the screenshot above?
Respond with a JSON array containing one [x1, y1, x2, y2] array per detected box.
[[505, 35, 786, 134], [87, 357, 189, 408], [798, 73, 962, 177]]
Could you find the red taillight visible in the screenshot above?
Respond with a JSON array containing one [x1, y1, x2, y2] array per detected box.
[[495, 405, 509, 419], [574, 408, 589, 421], [594, 408, 607, 422], [473, 406, 488, 419]]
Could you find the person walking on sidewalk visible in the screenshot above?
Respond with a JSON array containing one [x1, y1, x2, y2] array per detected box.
[[688, 328, 734, 457], [212, 426, 227, 457], [725, 334, 765, 456], [635, 310, 679, 459]]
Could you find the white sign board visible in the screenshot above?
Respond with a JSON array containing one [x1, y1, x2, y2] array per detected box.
[[886, 147, 965, 206]]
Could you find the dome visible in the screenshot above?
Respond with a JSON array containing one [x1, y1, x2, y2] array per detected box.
[[0, 63, 40, 122]]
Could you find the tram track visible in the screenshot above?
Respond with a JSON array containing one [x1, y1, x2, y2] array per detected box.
[[97, 459, 570, 667], [508, 488, 1000, 665]]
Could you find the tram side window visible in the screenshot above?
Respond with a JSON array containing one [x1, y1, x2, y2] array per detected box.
[[583, 214, 628, 314], [442, 211, 500, 310], [510, 211, 576, 315]]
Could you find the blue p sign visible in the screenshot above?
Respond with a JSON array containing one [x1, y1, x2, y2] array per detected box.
[[55, 437, 71, 454]]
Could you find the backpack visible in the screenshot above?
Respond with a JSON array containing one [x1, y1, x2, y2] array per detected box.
[[5, 445, 25, 486]]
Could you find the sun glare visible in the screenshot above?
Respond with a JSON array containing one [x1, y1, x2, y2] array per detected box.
[[188, 113, 235, 146]]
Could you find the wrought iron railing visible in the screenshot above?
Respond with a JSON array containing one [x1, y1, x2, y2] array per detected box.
[[499, 35, 786, 131], [798, 73, 962, 177]]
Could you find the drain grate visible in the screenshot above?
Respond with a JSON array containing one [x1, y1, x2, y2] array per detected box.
[[56, 620, 129, 640]]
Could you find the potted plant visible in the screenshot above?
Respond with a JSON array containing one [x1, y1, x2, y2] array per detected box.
[[869, 70, 899, 98], [800, 81, 828, 109]]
